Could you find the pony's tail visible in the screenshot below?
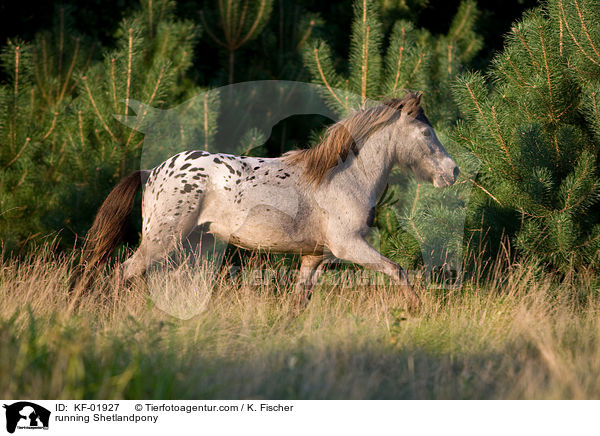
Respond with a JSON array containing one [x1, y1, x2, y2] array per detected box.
[[70, 170, 150, 290]]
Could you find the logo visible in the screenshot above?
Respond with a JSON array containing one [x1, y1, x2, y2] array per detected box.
[[3, 402, 50, 433]]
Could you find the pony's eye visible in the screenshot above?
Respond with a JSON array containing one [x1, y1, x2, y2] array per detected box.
[[423, 129, 431, 137]]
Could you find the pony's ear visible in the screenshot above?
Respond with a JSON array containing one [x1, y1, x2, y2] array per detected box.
[[403, 92, 423, 119], [415, 91, 423, 107]]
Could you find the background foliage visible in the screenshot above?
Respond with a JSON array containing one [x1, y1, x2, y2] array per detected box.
[[2, 0, 598, 275], [453, 0, 600, 271]]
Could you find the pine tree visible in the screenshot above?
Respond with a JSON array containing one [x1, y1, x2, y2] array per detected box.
[[376, 0, 429, 30], [200, 0, 274, 84], [250, 0, 324, 81], [0, 0, 204, 250], [198, 0, 325, 157], [0, 7, 93, 250], [302, 0, 481, 121], [452, 0, 600, 271]]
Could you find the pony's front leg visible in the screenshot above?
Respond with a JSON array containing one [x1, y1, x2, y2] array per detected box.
[[328, 236, 422, 309]]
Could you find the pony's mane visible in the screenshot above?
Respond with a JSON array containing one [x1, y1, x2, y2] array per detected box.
[[283, 92, 429, 186]]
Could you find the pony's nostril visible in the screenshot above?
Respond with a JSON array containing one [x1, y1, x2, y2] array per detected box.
[[453, 165, 460, 181]]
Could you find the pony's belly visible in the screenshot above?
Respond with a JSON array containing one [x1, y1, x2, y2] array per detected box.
[[206, 212, 322, 254], [231, 236, 321, 254]]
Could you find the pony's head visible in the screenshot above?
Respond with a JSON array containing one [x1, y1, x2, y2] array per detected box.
[[391, 92, 459, 188], [283, 91, 459, 188]]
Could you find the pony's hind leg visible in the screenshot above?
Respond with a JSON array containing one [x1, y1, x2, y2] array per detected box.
[[122, 199, 203, 284], [121, 243, 151, 284], [121, 168, 207, 284], [121, 230, 194, 285]]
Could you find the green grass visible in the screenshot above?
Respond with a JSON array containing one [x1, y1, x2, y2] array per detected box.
[[1, 246, 600, 399]]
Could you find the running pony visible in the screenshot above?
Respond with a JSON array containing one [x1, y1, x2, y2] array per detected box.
[[75, 92, 459, 307]]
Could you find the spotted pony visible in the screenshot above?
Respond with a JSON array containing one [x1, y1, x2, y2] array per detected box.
[[74, 92, 459, 307]]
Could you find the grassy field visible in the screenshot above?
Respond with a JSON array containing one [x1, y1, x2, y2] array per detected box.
[[1, 246, 600, 399]]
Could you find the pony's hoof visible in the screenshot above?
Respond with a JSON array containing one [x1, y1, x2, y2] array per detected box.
[[402, 286, 423, 313], [290, 290, 311, 315]]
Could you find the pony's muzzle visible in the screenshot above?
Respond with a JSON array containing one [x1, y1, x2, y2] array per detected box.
[[433, 163, 460, 188], [451, 164, 460, 184]]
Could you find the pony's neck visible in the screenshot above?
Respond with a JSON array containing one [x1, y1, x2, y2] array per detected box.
[[334, 125, 396, 202]]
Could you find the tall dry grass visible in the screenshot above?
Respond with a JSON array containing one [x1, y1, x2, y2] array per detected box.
[[1, 245, 599, 399]]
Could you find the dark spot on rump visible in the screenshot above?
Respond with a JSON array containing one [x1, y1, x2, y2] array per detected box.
[[180, 163, 191, 170], [213, 158, 222, 164], [223, 162, 235, 174], [224, 186, 231, 191], [264, 170, 269, 176], [187, 151, 208, 160], [183, 184, 193, 193], [253, 166, 260, 170]]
